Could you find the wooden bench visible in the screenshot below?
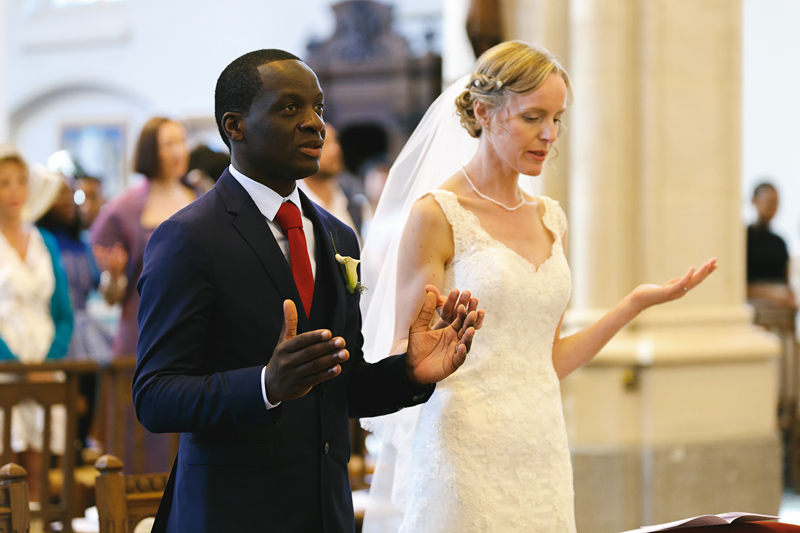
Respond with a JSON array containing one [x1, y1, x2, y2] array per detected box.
[[94, 454, 167, 533], [0, 463, 30, 533], [0, 360, 98, 532], [94, 357, 178, 475]]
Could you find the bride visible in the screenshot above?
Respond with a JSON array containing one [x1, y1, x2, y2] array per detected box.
[[360, 41, 717, 532]]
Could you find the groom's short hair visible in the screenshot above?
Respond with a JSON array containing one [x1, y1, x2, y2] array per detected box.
[[215, 49, 303, 148]]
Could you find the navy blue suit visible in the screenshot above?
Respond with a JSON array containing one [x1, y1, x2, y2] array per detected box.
[[133, 170, 433, 532]]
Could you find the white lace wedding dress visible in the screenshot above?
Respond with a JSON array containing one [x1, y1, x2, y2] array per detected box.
[[396, 190, 576, 532]]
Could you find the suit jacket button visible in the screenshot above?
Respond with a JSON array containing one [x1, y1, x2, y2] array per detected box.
[[323, 442, 330, 455], [320, 388, 326, 397]]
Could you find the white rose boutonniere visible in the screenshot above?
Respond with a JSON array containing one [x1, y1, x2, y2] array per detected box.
[[330, 232, 367, 294]]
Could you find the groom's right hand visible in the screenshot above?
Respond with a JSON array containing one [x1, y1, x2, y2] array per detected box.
[[264, 300, 349, 404]]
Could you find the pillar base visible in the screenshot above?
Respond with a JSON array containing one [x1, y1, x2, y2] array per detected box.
[[572, 438, 782, 533], [562, 311, 782, 531]]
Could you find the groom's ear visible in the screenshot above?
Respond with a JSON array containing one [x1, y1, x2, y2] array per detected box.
[[222, 112, 245, 143]]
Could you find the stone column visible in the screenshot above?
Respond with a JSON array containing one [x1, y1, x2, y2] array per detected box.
[[501, 0, 572, 212], [505, 0, 782, 531]]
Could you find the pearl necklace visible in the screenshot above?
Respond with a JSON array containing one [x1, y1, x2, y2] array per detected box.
[[460, 167, 536, 212]]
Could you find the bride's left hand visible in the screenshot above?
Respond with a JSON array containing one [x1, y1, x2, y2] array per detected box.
[[630, 257, 718, 311]]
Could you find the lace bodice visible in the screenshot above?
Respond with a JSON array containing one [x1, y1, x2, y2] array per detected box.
[[436, 190, 570, 377], [398, 190, 576, 532]]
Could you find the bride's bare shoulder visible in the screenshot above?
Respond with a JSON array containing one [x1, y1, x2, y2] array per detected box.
[[403, 194, 455, 262], [408, 193, 449, 227], [406, 170, 465, 228]]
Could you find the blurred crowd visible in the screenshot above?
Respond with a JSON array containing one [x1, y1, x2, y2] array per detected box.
[[0, 115, 390, 498]]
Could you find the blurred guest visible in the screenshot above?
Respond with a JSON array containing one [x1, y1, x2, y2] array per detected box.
[[359, 153, 392, 240], [91, 116, 196, 359], [90, 117, 196, 473], [358, 153, 397, 284], [362, 153, 391, 213], [0, 145, 73, 500], [75, 175, 106, 229], [90, 117, 198, 472], [299, 124, 366, 236], [46, 149, 105, 230], [37, 175, 112, 454], [186, 144, 230, 193], [747, 181, 796, 307]]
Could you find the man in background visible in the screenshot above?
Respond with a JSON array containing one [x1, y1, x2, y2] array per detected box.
[[299, 124, 367, 237], [76, 175, 105, 229], [747, 181, 796, 308]]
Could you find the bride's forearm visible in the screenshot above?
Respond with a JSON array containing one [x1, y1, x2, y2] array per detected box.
[[552, 294, 643, 380]]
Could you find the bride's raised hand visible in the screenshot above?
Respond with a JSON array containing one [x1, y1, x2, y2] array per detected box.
[[630, 257, 718, 311], [406, 289, 479, 386]]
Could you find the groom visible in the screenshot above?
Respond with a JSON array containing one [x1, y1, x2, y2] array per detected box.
[[133, 49, 479, 532]]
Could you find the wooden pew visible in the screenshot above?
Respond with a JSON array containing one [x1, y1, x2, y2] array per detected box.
[[0, 463, 30, 533], [0, 360, 98, 533], [94, 357, 178, 475], [94, 454, 166, 533], [749, 298, 800, 490]]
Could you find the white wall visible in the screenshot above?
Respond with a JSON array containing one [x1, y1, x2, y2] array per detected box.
[[743, 0, 800, 256], [0, 0, 7, 141], [1, 0, 443, 182]]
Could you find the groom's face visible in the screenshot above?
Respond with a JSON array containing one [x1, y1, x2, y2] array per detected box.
[[240, 60, 326, 191]]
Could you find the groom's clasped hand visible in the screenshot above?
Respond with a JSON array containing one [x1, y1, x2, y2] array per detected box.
[[264, 286, 485, 403]]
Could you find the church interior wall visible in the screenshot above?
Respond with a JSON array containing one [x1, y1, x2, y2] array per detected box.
[[2, 0, 799, 257], [1, 0, 443, 181], [743, 0, 800, 260]]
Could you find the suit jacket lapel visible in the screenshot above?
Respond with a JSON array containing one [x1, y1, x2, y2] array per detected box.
[[299, 191, 347, 335], [215, 171, 306, 326]]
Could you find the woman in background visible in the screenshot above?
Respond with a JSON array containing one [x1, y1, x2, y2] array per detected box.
[[90, 117, 196, 472], [91, 116, 195, 359], [0, 145, 73, 500], [37, 175, 113, 454]]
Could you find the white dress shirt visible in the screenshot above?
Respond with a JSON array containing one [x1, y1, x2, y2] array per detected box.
[[228, 164, 318, 411]]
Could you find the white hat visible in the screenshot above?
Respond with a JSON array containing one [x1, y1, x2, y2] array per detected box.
[[0, 143, 24, 163], [0, 145, 64, 223], [24, 163, 64, 223]]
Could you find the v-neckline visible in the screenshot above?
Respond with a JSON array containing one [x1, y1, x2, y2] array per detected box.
[[0, 226, 32, 265], [438, 190, 558, 273]]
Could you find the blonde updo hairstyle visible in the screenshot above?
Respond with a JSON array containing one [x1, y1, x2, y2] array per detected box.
[[455, 41, 573, 138]]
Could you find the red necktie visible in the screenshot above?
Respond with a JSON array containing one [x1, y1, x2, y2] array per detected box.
[[274, 201, 314, 318]]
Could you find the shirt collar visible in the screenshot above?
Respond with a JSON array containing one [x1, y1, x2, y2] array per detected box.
[[228, 164, 303, 221]]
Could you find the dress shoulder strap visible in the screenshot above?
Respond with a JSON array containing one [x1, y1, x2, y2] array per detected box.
[[427, 189, 481, 257], [428, 189, 463, 220], [540, 196, 568, 239]]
